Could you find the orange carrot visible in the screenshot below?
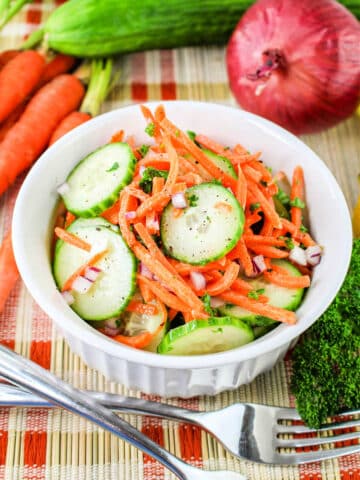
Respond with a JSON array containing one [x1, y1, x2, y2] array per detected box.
[[118, 191, 137, 247], [281, 218, 315, 247], [0, 230, 19, 314], [242, 164, 263, 183], [55, 227, 92, 252], [248, 244, 288, 259], [0, 49, 19, 70], [101, 199, 120, 225], [263, 270, 311, 289], [170, 259, 229, 276], [214, 201, 233, 212], [39, 54, 77, 87], [126, 300, 158, 316], [137, 276, 155, 303], [206, 262, 240, 296], [111, 129, 125, 143], [61, 249, 108, 292], [49, 111, 92, 145], [64, 212, 76, 228], [219, 291, 296, 324], [112, 330, 155, 349], [235, 238, 254, 277], [247, 181, 282, 228], [236, 164, 247, 209], [145, 176, 165, 234], [0, 50, 45, 123], [290, 166, 305, 229], [137, 274, 191, 312], [0, 74, 85, 196], [248, 159, 272, 183], [243, 234, 286, 248], [0, 101, 27, 142]]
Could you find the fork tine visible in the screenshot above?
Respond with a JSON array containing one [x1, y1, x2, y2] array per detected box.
[[276, 430, 360, 448], [277, 418, 360, 434], [275, 407, 302, 420], [276, 444, 360, 464]]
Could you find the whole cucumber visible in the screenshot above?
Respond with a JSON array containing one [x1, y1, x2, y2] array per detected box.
[[33, 0, 255, 57]]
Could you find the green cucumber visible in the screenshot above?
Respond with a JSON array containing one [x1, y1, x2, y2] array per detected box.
[[158, 317, 254, 355], [161, 183, 244, 265], [202, 149, 237, 179], [61, 142, 136, 218], [53, 218, 136, 320]]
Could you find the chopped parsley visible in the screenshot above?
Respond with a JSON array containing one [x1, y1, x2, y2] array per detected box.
[[290, 197, 306, 209], [138, 144, 150, 157], [187, 130, 197, 142], [276, 188, 290, 206], [106, 162, 119, 172], [139, 167, 168, 194], [187, 193, 199, 207], [209, 179, 222, 186], [247, 288, 265, 300], [145, 122, 155, 137], [284, 237, 295, 250], [300, 224, 308, 233], [202, 293, 216, 316], [250, 202, 261, 212]]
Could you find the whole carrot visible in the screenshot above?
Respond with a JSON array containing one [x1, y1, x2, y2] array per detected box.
[[39, 54, 77, 87], [0, 74, 85, 195], [0, 102, 27, 142], [0, 50, 45, 123], [49, 111, 91, 145], [0, 230, 19, 314], [0, 49, 19, 70]]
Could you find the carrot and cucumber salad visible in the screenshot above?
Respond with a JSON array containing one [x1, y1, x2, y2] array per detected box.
[[52, 104, 322, 355]]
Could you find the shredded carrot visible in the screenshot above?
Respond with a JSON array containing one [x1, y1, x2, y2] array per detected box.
[[173, 208, 184, 218], [61, 249, 108, 292], [263, 270, 311, 289], [290, 166, 304, 229], [235, 238, 254, 277], [247, 181, 282, 228], [118, 191, 137, 246], [214, 201, 233, 212], [138, 277, 155, 303], [170, 182, 187, 195], [243, 234, 286, 248], [152, 176, 165, 193], [137, 274, 191, 312], [55, 227, 91, 252], [236, 165, 247, 209], [64, 212, 76, 228], [126, 300, 158, 316], [101, 199, 120, 225], [206, 262, 240, 296], [110, 129, 124, 143], [169, 258, 229, 276], [168, 308, 179, 321], [242, 164, 263, 183], [248, 244, 289, 259]]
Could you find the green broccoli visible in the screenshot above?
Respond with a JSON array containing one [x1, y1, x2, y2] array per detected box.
[[290, 238, 360, 428]]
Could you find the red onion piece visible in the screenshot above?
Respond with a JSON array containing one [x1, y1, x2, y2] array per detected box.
[[190, 271, 206, 291], [252, 255, 266, 274], [226, 0, 360, 134], [125, 211, 136, 220], [102, 317, 121, 336], [84, 266, 102, 282], [146, 214, 160, 232], [306, 245, 322, 266], [289, 246, 307, 266], [140, 262, 154, 280], [210, 296, 225, 308], [61, 290, 74, 305], [171, 192, 187, 209], [57, 182, 70, 195], [72, 275, 93, 294]]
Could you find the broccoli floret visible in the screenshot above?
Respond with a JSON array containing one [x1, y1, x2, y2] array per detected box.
[[290, 239, 360, 428]]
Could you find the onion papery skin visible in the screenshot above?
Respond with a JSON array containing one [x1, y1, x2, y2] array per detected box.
[[226, 0, 360, 134]]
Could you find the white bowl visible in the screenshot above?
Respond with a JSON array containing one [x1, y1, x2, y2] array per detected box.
[[12, 101, 352, 397]]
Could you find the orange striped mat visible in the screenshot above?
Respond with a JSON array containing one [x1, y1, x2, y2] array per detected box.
[[0, 2, 359, 479]]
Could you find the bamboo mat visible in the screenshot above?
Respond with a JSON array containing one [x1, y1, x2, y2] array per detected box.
[[0, 2, 360, 479]]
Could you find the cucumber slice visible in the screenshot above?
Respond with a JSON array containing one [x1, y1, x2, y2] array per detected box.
[[157, 317, 254, 355], [61, 142, 136, 218], [53, 218, 136, 320], [203, 149, 237, 179], [66, 216, 119, 232], [161, 183, 244, 265]]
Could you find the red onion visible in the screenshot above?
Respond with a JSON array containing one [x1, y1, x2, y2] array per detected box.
[[210, 296, 225, 308], [190, 271, 207, 291], [226, 0, 360, 134], [140, 262, 154, 279], [252, 254, 266, 274], [146, 214, 160, 232], [125, 211, 137, 220], [171, 192, 187, 209], [84, 266, 102, 282], [103, 317, 121, 336], [72, 275, 93, 294], [306, 245, 322, 266], [61, 290, 74, 305], [289, 245, 307, 266], [57, 182, 70, 195]]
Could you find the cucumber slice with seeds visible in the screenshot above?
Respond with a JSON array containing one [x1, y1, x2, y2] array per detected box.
[[158, 317, 254, 355], [61, 142, 136, 218], [161, 183, 244, 265], [53, 218, 136, 320]]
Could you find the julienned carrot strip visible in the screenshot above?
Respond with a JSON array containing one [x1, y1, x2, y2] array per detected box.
[[126, 301, 158, 315], [49, 111, 92, 145], [101, 199, 121, 225], [234, 143, 248, 155], [243, 234, 286, 248], [242, 164, 263, 183], [178, 156, 199, 174], [55, 227, 91, 252], [141, 104, 161, 140], [281, 219, 316, 247], [137, 277, 155, 303], [64, 212, 76, 228], [111, 130, 125, 143], [229, 151, 262, 165], [260, 218, 273, 237], [248, 244, 289, 259], [133, 243, 204, 311], [125, 185, 149, 202], [152, 176, 166, 193], [270, 263, 291, 276], [206, 262, 240, 296], [118, 191, 137, 246], [219, 291, 297, 325], [263, 271, 311, 289], [137, 274, 191, 312], [247, 181, 282, 228], [170, 182, 187, 195], [160, 117, 237, 190], [194, 134, 229, 156], [235, 238, 254, 277], [0, 50, 45, 123], [168, 309, 179, 321], [0, 230, 19, 314], [0, 74, 85, 196], [137, 160, 170, 172], [169, 259, 228, 275], [236, 165, 247, 209], [145, 176, 165, 233], [135, 190, 171, 218], [177, 173, 203, 186], [61, 249, 108, 292], [163, 135, 179, 190], [214, 202, 233, 213], [290, 166, 305, 229], [248, 159, 272, 183], [112, 330, 155, 349]]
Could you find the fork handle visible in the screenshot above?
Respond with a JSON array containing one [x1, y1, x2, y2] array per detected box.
[[0, 344, 193, 480]]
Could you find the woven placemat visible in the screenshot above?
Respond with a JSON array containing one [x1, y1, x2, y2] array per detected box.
[[0, 2, 359, 479]]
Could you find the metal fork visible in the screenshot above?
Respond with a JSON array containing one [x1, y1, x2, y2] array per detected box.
[[0, 344, 246, 480], [1, 381, 359, 465]]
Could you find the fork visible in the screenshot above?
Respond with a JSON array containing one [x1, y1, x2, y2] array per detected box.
[[1, 382, 359, 465], [0, 344, 246, 480]]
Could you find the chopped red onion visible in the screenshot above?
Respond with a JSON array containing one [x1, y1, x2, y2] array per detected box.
[[90, 237, 108, 255], [72, 275, 93, 294], [140, 262, 154, 279], [252, 255, 266, 274], [190, 271, 206, 291], [61, 290, 74, 305], [146, 214, 159, 231], [210, 296, 225, 308], [171, 192, 187, 209], [125, 210, 137, 220], [139, 165, 146, 177], [84, 266, 102, 282], [103, 325, 121, 337], [57, 182, 70, 195], [289, 245, 307, 266], [306, 245, 322, 266]]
